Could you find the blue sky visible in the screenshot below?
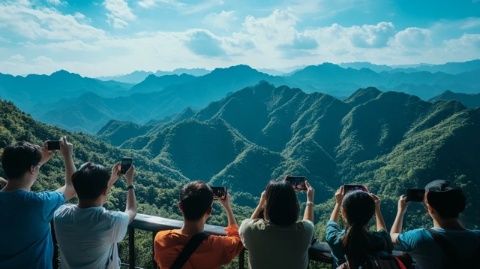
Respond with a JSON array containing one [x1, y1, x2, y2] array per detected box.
[[0, 0, 479, 76]]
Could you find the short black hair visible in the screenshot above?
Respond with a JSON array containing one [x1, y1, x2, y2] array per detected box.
[[72, 162, 110, 200], [425, 180, 466, 219], [1, 141, 42, 180], [179, 181, 213, 221], [265, 181, 299, 226]]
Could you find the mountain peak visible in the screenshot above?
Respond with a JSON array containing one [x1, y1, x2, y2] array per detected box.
[[346, 87, 382, 105], [50, 69, 81, 79]]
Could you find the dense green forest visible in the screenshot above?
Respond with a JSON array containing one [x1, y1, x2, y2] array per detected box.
[[2, 81, 480, 267]]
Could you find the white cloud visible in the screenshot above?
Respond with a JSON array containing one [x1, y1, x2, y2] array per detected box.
[[46, 0, 63, 6], [137, 0, 223, 14], [185, 30, 225, 57], [0, 1, 105, 40], [203, 10, 236, 31], [104, 0, 136, 29]]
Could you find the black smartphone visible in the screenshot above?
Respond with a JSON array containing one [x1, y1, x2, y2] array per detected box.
[[343, 184, 368, 194], [406, 188, 425, 202], [46, 140, 61, 151], [285, 176, 307, 191], [120, 157, 133, 174], [211, 186, 227, 200]]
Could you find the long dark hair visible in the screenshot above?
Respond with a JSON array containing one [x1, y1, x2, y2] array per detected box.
[[341, 190, 375, 268], [265, 181, 299, 226]]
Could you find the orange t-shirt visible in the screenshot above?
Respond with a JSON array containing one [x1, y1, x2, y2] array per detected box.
[[154, 225, 243, 269]]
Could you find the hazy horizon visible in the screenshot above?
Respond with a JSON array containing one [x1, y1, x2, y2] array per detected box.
[[1, 0, 479, 77]]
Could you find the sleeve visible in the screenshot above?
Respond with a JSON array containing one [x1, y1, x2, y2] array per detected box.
[[39, 191, 65, 221], [325, 220, 342, 245], [110, 211, 130, 243], [302, 220, 315, 245], [214, 224, 244, 265], [239, 219, 254, 248], [396, 228, 425, 251]]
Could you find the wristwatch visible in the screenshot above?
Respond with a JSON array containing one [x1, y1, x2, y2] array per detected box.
[[127, 184, 135, 190]]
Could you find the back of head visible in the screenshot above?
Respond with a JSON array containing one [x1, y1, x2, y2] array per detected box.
[[265, 181, 299, 226], [72, 162, 110, 200], [342, 191, 376, 268], [180, 181, 213, 221], [425, 179, 466, 219], [1, 141, 42, 180]]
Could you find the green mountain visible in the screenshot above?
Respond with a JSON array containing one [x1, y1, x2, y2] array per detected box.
[[104, 82, 480, 228], [430, 90, 480, 108]]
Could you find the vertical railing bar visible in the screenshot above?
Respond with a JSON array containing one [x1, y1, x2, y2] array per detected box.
[[128, 226, 135, 269], [152, 231, 157, 269], [51, 221, 59, 269], [238, 248, 245, 269]]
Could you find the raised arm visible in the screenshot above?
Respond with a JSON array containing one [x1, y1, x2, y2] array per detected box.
[[56, 136, 76, 201], [250, 191, 266, 219], [390, 195, 408, 243], [124, 166, 137, 222], [329, 186, 344, 222], [219, 193, 237, 226], [370, 193, 387, 231], [303, 181, 314, 222]]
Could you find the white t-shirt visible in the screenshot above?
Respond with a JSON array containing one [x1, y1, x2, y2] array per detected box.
[[53, 204, 130, 269]]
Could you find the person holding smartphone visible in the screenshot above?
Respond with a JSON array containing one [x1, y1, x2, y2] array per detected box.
[[154, 181, 243, 269], [53, 162, 137, 269], [390, 180, 480, 269], [239, 180, 315, 269], [325, 186, 393, 268], [0, 137, 76, 269]]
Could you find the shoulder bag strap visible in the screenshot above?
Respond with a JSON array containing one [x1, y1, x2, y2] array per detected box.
[[170, 232, 210, 269]]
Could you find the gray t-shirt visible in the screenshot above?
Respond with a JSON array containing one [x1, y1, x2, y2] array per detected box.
[[53, 204, 130, 269], [239, 218, 314, 269]]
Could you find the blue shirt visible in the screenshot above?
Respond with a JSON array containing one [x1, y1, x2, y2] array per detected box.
[[54, 204, 130, 269], [325, 220, 393, 266], [396, 227, 480, 269], [0, 190, 64, 269]]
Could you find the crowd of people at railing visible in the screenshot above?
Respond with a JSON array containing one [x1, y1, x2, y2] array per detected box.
[[0, 139, 479, 269]]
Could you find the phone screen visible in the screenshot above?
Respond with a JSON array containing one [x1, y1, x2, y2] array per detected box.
[[211, 187, 227, 200], [121, 158, 133, 174], [46, 140, 60, 151], [343, 184, 368, 194], [406, 188, 425, 202], [285, 176, 307, 191]]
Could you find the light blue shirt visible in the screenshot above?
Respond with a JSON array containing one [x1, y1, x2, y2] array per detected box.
[[396, 227, 480, 269], [0, 190, 64, 269], [53, 204, 130, 269]]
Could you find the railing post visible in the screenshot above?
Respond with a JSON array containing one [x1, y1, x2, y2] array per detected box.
[[238, 248, 245, 269], [152, 232, 157, 269], [129, 226, 135, 269]]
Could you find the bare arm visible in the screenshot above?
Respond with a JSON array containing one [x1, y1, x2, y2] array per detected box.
[[56, 137, 76, 201], [370, 193, 387, 231], [250, 191, 266, 219], [219, 193, 237, 226], [124, 166, 137, 222], [390, 195, 408, 243], [329, 186, 344, 222], [303, 181, 314, 222]]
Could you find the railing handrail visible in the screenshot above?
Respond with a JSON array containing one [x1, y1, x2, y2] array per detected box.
[[129, 213, 333, 265]]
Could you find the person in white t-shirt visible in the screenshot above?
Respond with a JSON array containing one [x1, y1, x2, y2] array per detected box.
[[53, 162, 137, 269]]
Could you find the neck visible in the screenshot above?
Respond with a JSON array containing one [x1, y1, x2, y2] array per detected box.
[[181, 219, 205, 235], [433, 217, 464, 230], [78, 198, 104, 208], [2, 178, 33, 192]]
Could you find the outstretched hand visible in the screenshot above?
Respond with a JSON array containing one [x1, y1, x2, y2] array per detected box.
[[59, 136, 73, 159], [108, 163, 121, 187], [218, 193, 232, 210], [125, 165, 135, 185], [398, 195, 408, 213], [305, 181, 314, 203], [370, 193, 381, 210], [334, 186, 344, 205], [40, 142, 55, 165]]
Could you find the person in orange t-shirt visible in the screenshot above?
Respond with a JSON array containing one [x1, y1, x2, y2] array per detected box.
[[154, 181, 243, 269]]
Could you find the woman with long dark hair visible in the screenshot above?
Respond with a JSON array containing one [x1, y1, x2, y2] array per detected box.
[[239, 180, 315, 269], [326, 187, 393, 268]]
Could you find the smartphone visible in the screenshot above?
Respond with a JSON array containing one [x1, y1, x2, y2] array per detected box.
[[343, 184, 368, 194], [211, 186, 227, 200], [406, 188, 425, 202], [46, 140, 61, 151], [120, 157, 133, 174], [285, 176, 307, 191]]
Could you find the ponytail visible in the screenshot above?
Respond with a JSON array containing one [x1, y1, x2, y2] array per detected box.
[[342, 224, 370, 268]]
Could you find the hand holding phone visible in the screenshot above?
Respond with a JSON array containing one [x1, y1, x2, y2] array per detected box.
[[211, 186, 227, 200], [343, 184, 368, 194], [285, 176, 307, 191], [406, 188, 425, 202], [120, 157, 133, 174]]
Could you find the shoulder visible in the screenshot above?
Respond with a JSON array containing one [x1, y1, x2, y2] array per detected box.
[[297, 220, 314, 234], [54, 204, 76, 218], [154, 230, 183, 246], [240, 218, 266, 231], [105, 210, 130, 224], [24, 191, 64, 204], [398, 228, 431, 248]]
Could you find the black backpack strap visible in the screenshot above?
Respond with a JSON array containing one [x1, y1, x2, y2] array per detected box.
[[170, 232, 210, 269], [427, 229, 459, 268]]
